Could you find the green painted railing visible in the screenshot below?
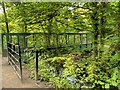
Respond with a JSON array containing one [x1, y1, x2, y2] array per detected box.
[[1, 32, 93, 56]]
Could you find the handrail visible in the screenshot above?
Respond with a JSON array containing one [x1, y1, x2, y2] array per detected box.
[[1, 32, 91, 35]]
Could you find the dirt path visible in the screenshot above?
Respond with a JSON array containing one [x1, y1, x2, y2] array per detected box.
[[1, 55, 53, 88]]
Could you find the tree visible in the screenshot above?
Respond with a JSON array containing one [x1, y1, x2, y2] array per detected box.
[[1, 2, 9, 33]]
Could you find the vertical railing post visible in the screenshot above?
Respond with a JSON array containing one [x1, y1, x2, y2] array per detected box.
[[65, 34, 67, 45], [1, 34, 4, 56], [68, 34, 69, 45], [18, 45, 22, 80], [51, 34, 53, 46], [24, 35, 27, 48], [23, 35, 25, 48], [61, 35, 63, 46], [91, 33, 93, 49], [9, 43, 12, 58], [86, 33, 88, 48], [6, 33, 9, 50], [74, 34, 75, 44], [7, 42, 10, 63], [13, 45, 15, 54], [33, 34, 36, 48], [6, 33, 10, 58], [26, 36, 28, 48], [34, 34, 36, 47], [17, 35, 19, 45], [80, 34, 82, 49], [10, 36, 12, 43], [60, 35, 62, 47], [35, 50, 38, 81], [56, 34, 58, 47]]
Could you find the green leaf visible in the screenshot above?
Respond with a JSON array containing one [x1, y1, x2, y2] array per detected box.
[[105, 84, 110, 89]]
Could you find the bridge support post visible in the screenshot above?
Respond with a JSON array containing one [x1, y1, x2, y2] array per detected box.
[[18, 46, 22, 80], [35, 50, 38, 81]]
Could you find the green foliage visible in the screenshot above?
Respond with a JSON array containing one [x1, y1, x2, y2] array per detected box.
[[25, 41, 119, 89], [1, 2, 119, 89]]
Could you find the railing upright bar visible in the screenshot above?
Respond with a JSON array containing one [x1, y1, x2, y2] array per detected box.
[[13, 45, 15, 54], [35, 50, 38, 81], [91, 33, 93, 48], [9, 43, 12, 58], [18, 45, 22, 80], [33, 34, 35, 48], [74, 35, 75, 44], [86, 33, 88, 48], [7, 43, 10, 63], [10, 36, 12, 43], [56, 34, 58, 47], [65, 34, 67, 45], [17, 35, 19, 45], [68, 34, 69, 44], [1, 34, 4, 55], [80, 34, 82, 48]]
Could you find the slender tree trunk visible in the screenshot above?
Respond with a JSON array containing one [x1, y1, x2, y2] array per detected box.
[[2, 2, 10, 57], [23, 8, 27, 32], [21, 3, 27, 48], [2, 2, 9, 46], [91, 3, 99, 59], [23, 10, 27, 48], [2, 2, 9, 33], [118, 2, 120, 40], [99, 2, 106, 57], [47, 19, 52, 47], [100, 2, 106, 46], [117, 2, 120, 52], [93, 22, 99, 58]]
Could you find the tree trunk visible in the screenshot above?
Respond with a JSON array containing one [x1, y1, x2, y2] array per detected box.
[[2, 2, 10, 57], [99, 2, 107, 57], [117, 2, 120, 53], [90, 3, 99, 59], [2, 2, 9, 46], [2, 2, 9, 33], [47, 19, 52, 47]]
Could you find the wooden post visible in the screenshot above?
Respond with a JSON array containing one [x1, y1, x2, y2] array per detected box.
[[35, 50, 38, 81]]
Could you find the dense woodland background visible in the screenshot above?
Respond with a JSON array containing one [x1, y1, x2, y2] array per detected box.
[[0, 2, 120, 89]]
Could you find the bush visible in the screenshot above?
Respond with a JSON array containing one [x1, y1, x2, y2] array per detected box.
[[26, 42, 119, 89]]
